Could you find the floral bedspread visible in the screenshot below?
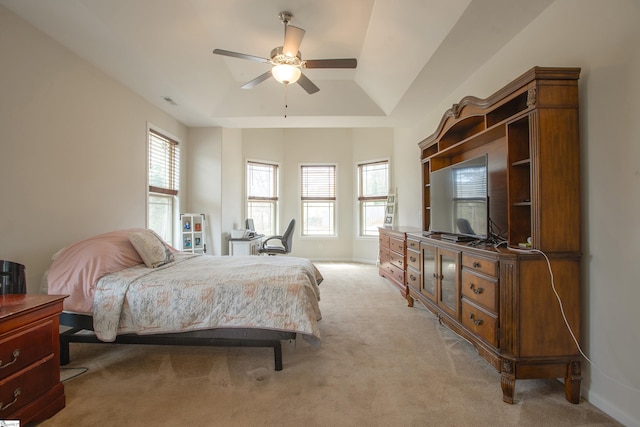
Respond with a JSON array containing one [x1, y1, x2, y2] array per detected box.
[[93, 254, 322, 346]]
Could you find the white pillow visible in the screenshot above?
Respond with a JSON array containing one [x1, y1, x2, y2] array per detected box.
[[128, 230, 174, 268]]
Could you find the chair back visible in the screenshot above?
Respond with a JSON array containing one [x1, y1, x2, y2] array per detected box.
[[282, 219, 296, 252]]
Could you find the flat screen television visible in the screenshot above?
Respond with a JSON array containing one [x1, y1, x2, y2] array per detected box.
[[429, 154, 489, 241]]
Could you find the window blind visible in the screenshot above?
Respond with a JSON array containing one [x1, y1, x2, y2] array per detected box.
[[301, 165, 336, 200], [148, 129, 179, 196], [454, 166, 486, 199]]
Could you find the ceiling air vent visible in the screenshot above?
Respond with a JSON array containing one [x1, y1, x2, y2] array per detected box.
[[163, 96, 177, 106]]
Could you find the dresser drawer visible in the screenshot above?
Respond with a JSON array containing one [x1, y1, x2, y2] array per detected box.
[[389, 237, 405, 254], [406, 269, 421, 290], [388, 249, 405, 270], [406, 249, 420, 271], [379, 246, 390, 262], [0, 356, 58, 417], [407, 238, 420, 252], [383, 263, 405, 285], [0, 320, 54, 379], [462, 254, 498, 278], [461, 270, 498, 313], [461, 301, 498, 348], [379, 234, 390, 249]]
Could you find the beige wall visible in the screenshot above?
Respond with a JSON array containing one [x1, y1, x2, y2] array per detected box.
[[0, 7, 187, 293], [392, 1, 640, 424]]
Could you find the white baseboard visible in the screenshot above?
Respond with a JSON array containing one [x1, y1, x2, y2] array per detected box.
[[584, 390, 639, 427], [308, 257, 376, 265]]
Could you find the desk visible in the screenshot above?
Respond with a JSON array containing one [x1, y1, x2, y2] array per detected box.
[[228, 235, 263, 256]]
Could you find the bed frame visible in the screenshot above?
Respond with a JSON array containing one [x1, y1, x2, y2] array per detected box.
[[59, 312, 296, 371]]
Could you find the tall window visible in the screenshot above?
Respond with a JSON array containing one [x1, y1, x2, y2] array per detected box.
[[300, 164, 336, 236], [357, 160, 389, 236], [148, 129, 180, 245], [246, 161, 279, 236]]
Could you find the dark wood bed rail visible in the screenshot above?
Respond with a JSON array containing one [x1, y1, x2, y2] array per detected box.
[[59, 312, 296, 371]]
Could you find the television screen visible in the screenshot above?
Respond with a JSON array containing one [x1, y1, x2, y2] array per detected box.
[[430, 155, 488, 240]]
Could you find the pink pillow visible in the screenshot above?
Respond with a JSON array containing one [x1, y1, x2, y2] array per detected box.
[[47, 229, 145, 313]]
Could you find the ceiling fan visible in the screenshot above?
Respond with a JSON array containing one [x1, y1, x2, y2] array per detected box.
[[213, 11, 357, 94]]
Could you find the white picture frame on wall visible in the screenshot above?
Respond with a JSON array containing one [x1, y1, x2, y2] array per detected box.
[[385, 193, 396, 227]]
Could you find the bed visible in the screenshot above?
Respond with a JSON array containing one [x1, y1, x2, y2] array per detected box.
[[46, 229, 323, 370]]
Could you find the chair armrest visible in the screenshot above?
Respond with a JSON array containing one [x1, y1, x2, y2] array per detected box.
[[262, 235, 284, 246]]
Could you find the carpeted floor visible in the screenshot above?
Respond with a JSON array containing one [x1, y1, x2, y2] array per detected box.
[[41, 262, 620, 426]]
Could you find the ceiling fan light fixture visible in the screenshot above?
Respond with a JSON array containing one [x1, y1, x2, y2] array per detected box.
[[271, 64, 301, 85]]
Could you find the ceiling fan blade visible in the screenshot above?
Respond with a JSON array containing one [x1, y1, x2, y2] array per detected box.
[[304, 58, 357, 69], [297, 73, 319, 94], [213, 49, 269, 63], [241, 71, 273, 89], [283, 25, 305, 57]]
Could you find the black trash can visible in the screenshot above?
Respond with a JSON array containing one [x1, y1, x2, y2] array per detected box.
[[0, 260, 26, 294]]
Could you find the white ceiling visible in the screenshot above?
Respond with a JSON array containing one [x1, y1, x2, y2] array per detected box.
[[1, 0, 554, 128]]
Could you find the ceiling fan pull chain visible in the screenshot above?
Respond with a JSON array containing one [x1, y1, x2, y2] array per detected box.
[[284, 84, 288, 118]]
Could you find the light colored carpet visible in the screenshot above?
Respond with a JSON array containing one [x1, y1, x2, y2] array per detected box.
[[42, 262, 619, 426]]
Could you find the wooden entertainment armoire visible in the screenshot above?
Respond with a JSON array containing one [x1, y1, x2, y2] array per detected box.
[[406, 67, 582, 404]]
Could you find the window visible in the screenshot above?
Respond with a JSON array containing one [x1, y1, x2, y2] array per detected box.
[[148, 129, 180, 245], [357, 160, 389, 236], [246, 160, 279, 236], [300, 164, 336, 236]]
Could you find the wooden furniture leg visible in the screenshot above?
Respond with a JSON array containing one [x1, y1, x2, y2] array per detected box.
[[565, 360, 582, 404]]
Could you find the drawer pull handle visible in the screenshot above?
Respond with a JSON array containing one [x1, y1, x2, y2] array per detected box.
[[469, 313, 484, 326], [410, 256, 416, 262], [0, 349, 20, 369], [469, 284, 484, 294], [410, 274, 416, 281], [0, 388, 21, 412], [473, 262, 481, 268]]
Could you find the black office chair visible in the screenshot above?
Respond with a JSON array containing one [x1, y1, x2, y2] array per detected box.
[[258, 219, 295, 256]]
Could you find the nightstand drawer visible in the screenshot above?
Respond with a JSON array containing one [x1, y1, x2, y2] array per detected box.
[[0, 321, 54, 379], [461, 301, 498, 348], [461, 270, 498, 313], [0, 356, 58, 417]]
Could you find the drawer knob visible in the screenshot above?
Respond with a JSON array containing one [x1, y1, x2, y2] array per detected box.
[[473, 262, 481, 268], [0, 349, 20, 369], [0, 388, 21, 412], [410, 256, 416, 263], [469, 313, 484, 326], [469, 284, 484, 294]]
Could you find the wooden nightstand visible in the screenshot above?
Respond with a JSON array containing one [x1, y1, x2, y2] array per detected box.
[[0, 294, 66, 424]]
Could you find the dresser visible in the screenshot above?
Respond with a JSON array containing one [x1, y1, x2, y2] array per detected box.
[[0, 294, 66, 424], [378, 227, 420, 298]]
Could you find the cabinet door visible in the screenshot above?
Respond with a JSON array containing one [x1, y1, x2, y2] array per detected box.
[[421, 243, 437, 303], [438, 247, 461, 319]]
